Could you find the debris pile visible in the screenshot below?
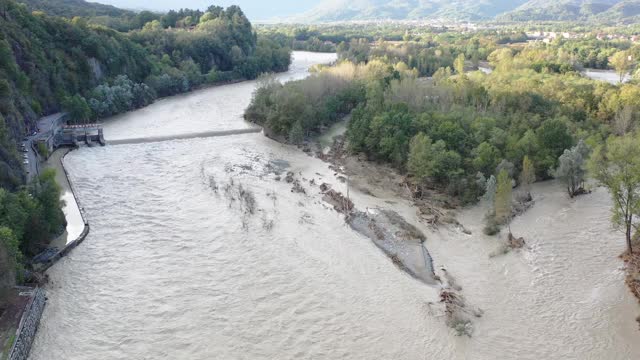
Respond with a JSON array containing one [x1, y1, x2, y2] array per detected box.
[[623, 251, 640, 305], [438, 268, 483, 337], [507, 232, 526, 249], [291, 179, 306, 194], [322, 189, 354, 213]]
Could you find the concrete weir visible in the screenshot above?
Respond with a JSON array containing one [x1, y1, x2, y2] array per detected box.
[[108, 127, 262, 145], [57, 124, 106, 148]]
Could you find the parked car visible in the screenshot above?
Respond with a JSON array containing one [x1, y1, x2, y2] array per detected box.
[[23, 159, 29, 165]]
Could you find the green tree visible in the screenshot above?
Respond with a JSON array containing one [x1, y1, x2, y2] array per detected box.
[[62, 95, 92, 124], [610, 51, 632, 83], [589, 134, 640, 254], [0, 226, 22, 281], [408, 132, 434, 184], [495, 169, 512, 224], [483, 175, 497, 203], [408, 133, 462, 185], [288, 120, 304, 145], [536, 119, 573, 178], [454, 53, 466, 75], [552, 140, 589, 197], [520, 155, 535, 198], [473, 142, 500, 176]]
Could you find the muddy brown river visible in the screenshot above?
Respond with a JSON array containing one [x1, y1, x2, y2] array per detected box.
[[30, 52, 640, 359]]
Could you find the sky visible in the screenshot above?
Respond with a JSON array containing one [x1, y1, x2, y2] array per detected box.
[[90, 0, 318, 20]]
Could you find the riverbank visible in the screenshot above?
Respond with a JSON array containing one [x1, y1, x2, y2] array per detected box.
[[44, 149, 85, 250], [0, 146, 87, 360], [317, 128, 640, 339], [622, 239, 640, 327], [32, 148, 89, 272], [309, 119, 640, 337]]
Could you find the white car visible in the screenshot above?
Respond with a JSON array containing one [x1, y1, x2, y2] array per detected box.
[[23, 159, 29, 165]]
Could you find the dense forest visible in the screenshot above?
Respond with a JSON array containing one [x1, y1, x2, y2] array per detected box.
[[0, 0, 291, 283]]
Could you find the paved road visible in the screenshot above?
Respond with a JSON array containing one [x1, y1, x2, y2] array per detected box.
[[22, 113, 65, 182]]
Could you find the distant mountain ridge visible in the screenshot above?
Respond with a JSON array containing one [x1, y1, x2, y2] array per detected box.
[[501, 0, 640, 22], [18, 0, 135, 17], [295, 0, 640, 22]]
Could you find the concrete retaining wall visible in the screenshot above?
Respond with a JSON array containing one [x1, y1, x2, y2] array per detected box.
[[8, 288, 46, 360], [37, 148, 90, 272]]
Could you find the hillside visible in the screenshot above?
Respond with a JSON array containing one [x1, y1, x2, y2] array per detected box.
[[0, 0, 290, 189], [297, 0, 529, 22], [500, 0, 640, 22], [17, 0, 135, 17], [295, 0, 640, 22]]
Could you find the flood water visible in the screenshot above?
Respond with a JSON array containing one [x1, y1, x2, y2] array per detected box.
[[102, 52, 337, 142], [584, 69, 630, 84], [30, 52, 640, 359]]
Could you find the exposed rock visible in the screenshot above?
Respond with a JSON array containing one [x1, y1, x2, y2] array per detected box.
[[87, 57, 103, 81]]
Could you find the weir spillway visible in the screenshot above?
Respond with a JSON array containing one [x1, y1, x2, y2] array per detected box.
[[106, 127, 262, 146]]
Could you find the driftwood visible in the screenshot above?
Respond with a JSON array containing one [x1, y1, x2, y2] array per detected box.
[[569, 187, 591, 198], [416, 201, 445, 227], [322, 189, 354, 214], [507, 232, 526, 249]]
